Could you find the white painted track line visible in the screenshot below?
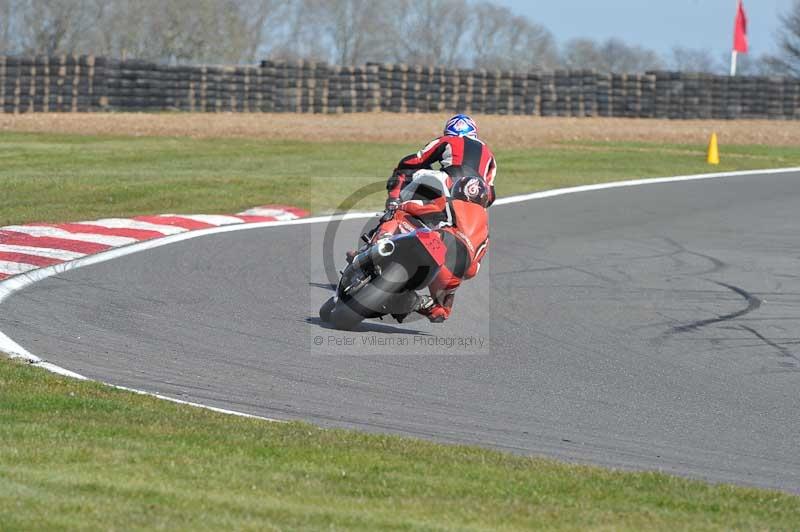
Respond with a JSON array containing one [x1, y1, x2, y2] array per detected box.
[[494, 167, 800, 206]]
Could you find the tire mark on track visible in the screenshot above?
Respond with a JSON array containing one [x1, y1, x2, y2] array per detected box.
[[661, 236, 727, 276], [668, 281, 762, 335], [738, 325, 800, 366]]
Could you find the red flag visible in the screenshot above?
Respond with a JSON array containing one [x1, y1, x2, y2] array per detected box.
[[733, 0, 748, 53]]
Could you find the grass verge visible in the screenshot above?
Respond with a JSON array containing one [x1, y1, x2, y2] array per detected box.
[[4, 131, 800, 226], [1, 357, 798, 530]]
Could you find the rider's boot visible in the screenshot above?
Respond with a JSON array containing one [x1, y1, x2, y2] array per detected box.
[[415, 295, 435, 313], [415, 294, 452, 323]]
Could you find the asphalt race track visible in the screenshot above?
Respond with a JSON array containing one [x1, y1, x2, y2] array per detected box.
[[3, 171, 800, 493]]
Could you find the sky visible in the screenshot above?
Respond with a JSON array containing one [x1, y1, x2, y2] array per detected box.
[[497, 0, 795, 57]]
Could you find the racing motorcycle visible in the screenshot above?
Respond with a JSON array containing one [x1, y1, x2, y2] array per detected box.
[[318, 228, 447, 330], [319, 171, 450, 330]]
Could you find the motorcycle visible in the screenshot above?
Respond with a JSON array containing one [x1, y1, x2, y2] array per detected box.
[[319, 171, 451, 330], [318, 228, 447, 330]]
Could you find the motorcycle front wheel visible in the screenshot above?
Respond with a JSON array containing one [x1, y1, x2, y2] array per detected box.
[[319, 297, 336, 323], [329, 298, 367, 331], [331, 279, 398, 330]]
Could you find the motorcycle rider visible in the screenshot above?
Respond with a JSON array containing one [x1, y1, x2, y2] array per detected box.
[[366, 114, 496, 243], [363, 114, 496, 323], [387, 114, 497, 212]]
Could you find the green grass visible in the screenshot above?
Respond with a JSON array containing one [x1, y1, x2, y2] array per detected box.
[[1, 357, 798, 530], [3, 131, 800, 226]]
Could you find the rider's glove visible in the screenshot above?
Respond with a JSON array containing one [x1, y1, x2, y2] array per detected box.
[[380, 199, 400, 223]]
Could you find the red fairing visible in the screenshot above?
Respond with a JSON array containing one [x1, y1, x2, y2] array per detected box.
[[415, 229, 447, 266]]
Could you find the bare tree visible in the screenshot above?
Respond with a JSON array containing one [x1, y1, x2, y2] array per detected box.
[[385, 0, 470, 67], [264, 0, 328, 62], [562, 39, 603, 70], [773, 0, 800, 76], [74, 0, 288, 64], [671, 47, 719, 73], [15, 0, 98, 55], [757, 54, 794, 75], [127, 0, 254, 63], [299, 0, 391, 65], [600, 38, 662, 72], [0, 0, 16, 53], [471, 2, 558, 70], [499, 11, 559, 70], [563, 38, 662, 72], [236, 0, 290, 63], [2, 0, 572, 70]]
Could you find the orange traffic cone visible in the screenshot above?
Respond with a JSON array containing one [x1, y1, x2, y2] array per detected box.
[[707, 133, 720, 165]]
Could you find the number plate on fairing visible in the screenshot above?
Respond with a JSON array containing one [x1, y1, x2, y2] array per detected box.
[[415, 229, 446, 266]]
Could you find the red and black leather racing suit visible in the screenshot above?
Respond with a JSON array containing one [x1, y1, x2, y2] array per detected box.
[[387, 135, 497, 206]]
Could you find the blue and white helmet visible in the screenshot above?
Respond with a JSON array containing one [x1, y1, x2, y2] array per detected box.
[[444, 114, 478, 138]]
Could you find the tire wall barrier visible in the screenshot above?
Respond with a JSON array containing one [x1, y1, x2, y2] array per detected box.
[[1, 55, 799, 119], [0, 55, 103, 113]]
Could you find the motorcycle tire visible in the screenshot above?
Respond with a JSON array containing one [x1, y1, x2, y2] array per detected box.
[[329, 298, 366, 331], [330, 280, 394, 331], [319, 296, 336, 323]]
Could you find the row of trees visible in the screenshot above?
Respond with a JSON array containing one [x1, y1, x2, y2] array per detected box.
[[776, 0, 800, 76], [1, 0, 800, 75], [0, 0, 277, 64]]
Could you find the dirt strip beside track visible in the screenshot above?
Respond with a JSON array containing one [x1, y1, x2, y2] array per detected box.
[[3, 113, 800, 147]]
